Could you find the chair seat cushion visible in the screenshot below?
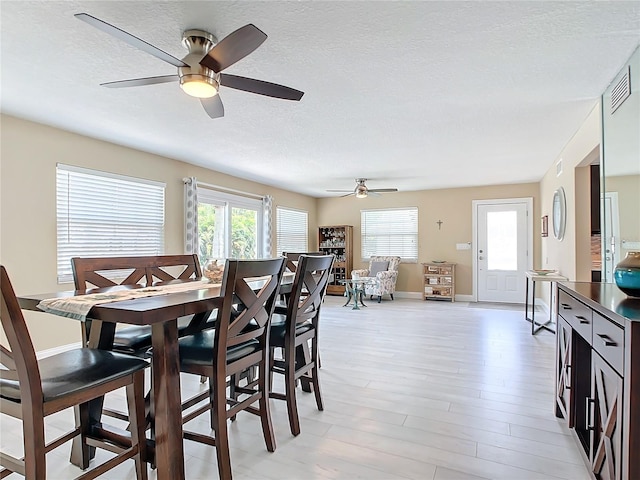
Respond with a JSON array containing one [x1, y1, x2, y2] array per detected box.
[[269, 314, 314, 347], [113, 315, 202, 354], [0, 349, 148, 403], [178, 330, 260, 367]]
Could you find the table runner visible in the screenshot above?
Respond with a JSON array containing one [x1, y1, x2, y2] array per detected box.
[[37, 279, 215, 321]]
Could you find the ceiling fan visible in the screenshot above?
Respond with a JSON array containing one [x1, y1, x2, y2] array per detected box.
[[327, 179, 399, 198], [74, 13, 304, 119]]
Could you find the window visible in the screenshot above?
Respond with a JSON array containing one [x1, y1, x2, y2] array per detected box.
[[361, 207, 418, 262], [276, 207, 308, 255], [197, 187, 263, 266], [56, 164, 165, 283], [486, 210, 518, 270]]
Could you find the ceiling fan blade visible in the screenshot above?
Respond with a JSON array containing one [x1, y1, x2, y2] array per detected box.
[[199, 24, 267, 73], [368, 188, 398, 193], [75, 13, 188, 68], [101, 75, 179, 88], [201, 95, 225, 119], [340, 193, 355, 197], [220, 74, 304, 100]]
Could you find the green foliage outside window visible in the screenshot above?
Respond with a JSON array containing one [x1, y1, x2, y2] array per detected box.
[[197, 203, 257, 264]]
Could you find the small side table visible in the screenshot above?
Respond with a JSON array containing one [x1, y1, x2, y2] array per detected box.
[[340, 278, 375, 310], [525, 271, 568, 335]]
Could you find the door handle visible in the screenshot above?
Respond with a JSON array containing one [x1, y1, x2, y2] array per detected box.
[[561, 303, 572, 310], [565, 364, 571, 390], [586, 397, 595, 431]]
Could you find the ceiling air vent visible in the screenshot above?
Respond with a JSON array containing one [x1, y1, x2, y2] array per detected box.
[[611, 66, 631, 114]]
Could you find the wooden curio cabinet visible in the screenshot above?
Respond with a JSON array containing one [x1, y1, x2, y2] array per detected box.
[[318, 225, 353, 295]]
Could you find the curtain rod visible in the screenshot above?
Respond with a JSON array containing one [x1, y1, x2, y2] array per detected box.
[[183, 178, 265, 200]]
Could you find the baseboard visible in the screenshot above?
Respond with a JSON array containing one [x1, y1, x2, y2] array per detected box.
[[455, 294, 475, 302], [536, 297, 550, 315], [393, 291, 422, 300]]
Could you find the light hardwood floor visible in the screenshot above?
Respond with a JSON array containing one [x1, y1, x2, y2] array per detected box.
[[1, 297, 590, 479]]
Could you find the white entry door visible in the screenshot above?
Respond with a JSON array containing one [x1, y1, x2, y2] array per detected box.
[[475, 199, 532, 303]]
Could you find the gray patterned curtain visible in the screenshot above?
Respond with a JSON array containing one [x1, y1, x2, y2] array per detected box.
[[262, 195, 273, 258], [183, 177, 198, 254]]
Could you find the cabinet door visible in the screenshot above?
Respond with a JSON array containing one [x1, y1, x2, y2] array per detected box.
[[591, 353, 623, 480], [556, 316, 572, 420]]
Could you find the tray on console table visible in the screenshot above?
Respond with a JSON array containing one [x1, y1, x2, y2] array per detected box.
[[555, 282, 640, 480]]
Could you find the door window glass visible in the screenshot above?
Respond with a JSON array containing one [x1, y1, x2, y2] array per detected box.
[[487, 211, 518, 270]]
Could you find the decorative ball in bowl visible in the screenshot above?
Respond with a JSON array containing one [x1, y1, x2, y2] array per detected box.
[[203, 260, 225, 283]]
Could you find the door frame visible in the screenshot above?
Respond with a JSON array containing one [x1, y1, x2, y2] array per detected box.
[[602, 191, 620, 283], [472, 197, 534, 302]]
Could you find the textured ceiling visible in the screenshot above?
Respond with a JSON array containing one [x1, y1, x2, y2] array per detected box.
[[1, 1, 639, 197]]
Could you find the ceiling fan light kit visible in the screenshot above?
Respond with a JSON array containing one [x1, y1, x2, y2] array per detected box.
[[180, 74, 219, 98], [355, 184, 368, 198], [327, 178, 399, 198], [178, 29, 219, 98], [74, 13, 304, 118]]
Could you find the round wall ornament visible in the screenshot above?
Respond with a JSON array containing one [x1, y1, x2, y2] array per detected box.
[[552, 187, 566, 241]]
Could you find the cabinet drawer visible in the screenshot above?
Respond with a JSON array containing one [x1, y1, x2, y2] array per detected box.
[[592, 311, 624, 375], [558, 290, 592, 342]]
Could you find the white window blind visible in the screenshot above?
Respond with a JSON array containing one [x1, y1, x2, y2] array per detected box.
[[56, 164, 165, 283], [361, 207, 418, 262], [276, 207, 308, 255]]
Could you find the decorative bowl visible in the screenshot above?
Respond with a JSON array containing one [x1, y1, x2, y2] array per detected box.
[[203, 259, 225, 283], [532, 269, 558, 276]]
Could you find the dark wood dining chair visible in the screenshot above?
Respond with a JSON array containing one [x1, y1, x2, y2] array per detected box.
[[281, 251, 323, 273], [278, 252, 323, 308], [71, 255, 208, 428], [71, 254, 206, 355], [269, 254, 334, 435], [177, 257, 286, 480], [0, 265, 149, 480]]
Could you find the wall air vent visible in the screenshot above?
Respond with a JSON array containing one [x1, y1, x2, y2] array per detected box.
[[611, 66, 631, 114]]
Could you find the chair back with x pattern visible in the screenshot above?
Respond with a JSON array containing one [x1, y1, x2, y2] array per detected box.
[[285, 254, 334, 335], [281, 252, 323, 273], [216, 258, 286, 356], [71, 254, 202, 290]]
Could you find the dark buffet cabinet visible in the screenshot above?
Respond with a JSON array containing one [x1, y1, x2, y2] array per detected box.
[[555, 282, 640, 480]]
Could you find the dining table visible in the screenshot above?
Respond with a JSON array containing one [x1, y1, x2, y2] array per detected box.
[[18, 273, 295, 480]]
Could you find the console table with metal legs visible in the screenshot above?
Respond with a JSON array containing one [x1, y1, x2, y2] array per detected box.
[[524, 271, 568, 335]]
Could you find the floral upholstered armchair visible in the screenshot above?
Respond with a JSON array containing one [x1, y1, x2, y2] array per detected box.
[[351, 256, 401, 303]]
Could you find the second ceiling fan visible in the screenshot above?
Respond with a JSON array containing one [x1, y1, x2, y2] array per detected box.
[[75, 13, 304, 119], [327, 179, 398, 198]]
